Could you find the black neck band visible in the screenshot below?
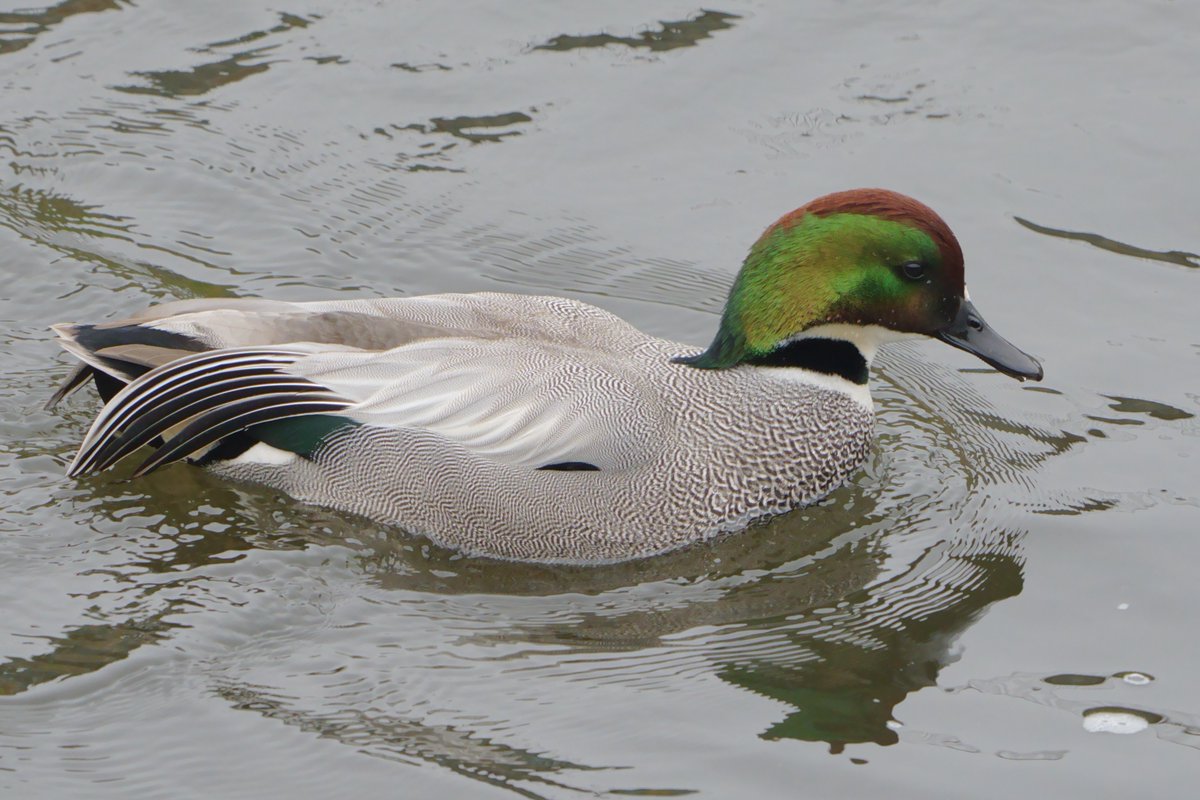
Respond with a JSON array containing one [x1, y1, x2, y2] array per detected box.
[[743, 337, 869, 384]]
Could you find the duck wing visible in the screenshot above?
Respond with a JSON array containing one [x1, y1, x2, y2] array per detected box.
[[49, 293, 643, 405], [291, 335, 660, 470], [67, 346, 356, 477], [67, 331, 662, 479]]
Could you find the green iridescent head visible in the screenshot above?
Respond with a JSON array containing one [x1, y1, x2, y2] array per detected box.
[[681, 188, 1042, 381]]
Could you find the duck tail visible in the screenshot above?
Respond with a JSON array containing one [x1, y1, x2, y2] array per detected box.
[[46, 320, 207, 409], [67, 347, 353, 478]]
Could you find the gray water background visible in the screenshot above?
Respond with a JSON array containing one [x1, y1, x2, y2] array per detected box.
[[0, 1, 1197, 797]]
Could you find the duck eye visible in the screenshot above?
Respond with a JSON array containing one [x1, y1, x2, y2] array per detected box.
[[900, 261, 926, 281]]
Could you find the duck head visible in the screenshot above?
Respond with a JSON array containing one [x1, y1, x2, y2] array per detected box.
[[679, 188, 1043, 383]]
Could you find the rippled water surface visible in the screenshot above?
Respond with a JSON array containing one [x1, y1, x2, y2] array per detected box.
[[2, 1, 1198, 797]]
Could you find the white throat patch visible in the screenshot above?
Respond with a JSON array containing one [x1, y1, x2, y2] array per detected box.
[[761, 323, 924, 410], [786, 323, 918, 365]]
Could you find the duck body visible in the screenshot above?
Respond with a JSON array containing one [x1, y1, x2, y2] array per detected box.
[[54, 293, 873, 562], [52, 189, 1042, 564]]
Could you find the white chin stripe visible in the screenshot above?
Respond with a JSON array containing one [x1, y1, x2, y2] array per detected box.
[[787, 323, 915, 364]]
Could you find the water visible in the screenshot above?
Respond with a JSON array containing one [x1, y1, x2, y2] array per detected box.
[[1, 1, 1198, 797]]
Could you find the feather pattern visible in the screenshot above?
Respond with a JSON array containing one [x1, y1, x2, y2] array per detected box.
[[68, 348, 353, 477], [53, 292, 876, 563], [287, 338, 657, 469]]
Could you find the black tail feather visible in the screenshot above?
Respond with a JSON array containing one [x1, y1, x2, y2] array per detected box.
[[68, 348, 353, 478]]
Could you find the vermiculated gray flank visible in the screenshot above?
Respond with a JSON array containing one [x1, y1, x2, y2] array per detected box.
[[57, 293, 873, 563]]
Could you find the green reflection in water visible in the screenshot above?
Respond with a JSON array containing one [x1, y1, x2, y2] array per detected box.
[[0, 183, 132, 239], [534, 10, 739, 53], [114, 12, 312, 98], [118, 53, 273, 98], [388, 472, 1028, 753], [399, 112, 534, 144], [370, 111, 535, 170], [0, 183, 236, 299], [0, 468, 309, 696], [722, 549, 1022, 751], [205, 11, 311, 50], [1102, 394, 1194, 421], [0, 613, 177, 696], [0, 0, 121, 56], [1015, 216, 1200, 270]]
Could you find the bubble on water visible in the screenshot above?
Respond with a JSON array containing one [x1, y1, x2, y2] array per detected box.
[[1084, 712, 1146, 734], [1114, 671, 1153, 686], [1082, 706, 1162, 735]]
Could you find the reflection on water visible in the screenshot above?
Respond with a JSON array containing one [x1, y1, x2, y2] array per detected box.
[[722, 546, 1022, 750], [0, 0, 121, 56], [215, 682, 618, 799], [0, 184, 133, 241], [391, 61, 452, 73], [362, 111, 537, 172], [399, 111, 535, 144], [1015, 216, 1200, 270], [1101, 395, 1194, 422], [115, 13, 313, 98], [534, 11, 739, 53], [0, 613, 175, 696], [0, 183, 238, 300], [737, 74, 960, 159]]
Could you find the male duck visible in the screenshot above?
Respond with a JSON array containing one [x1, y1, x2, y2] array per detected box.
[[51, 189, 1042, 564]]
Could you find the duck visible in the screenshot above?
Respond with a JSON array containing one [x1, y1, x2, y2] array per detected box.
[[50, 189, 1042, 564]]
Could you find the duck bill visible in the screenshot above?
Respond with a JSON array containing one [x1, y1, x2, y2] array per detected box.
[[935, 299, 1043, 381]]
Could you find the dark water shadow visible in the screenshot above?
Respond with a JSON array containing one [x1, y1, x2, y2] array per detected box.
[[202, 515, 1024, 792], [724, 545, 1023, 750], [391, 61, 452, 73], [1015, 216, 1200, 269], [214, 682, 621, 800], [1101, 394, 1194, 421], [534, 10, 739, 53], [0, 612, 179, 696], [398, 111, 534, 144], [0, 0, 122, 57], [362, 111, 536, 172], [0, 475, 1022, 789], [114, 12, 312, 98], [0, 181, 287, 302]]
